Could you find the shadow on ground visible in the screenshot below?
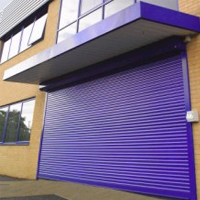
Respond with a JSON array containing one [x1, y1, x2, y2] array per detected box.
[[0, 176, 26, 182]]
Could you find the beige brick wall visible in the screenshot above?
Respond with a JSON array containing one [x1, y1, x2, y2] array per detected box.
[[0, 0, 60, 179], [0, 2, 199, 200], [179, 1, 200, 199]]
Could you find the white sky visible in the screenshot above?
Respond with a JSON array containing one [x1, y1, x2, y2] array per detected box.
[[0, 0, 13, 11]]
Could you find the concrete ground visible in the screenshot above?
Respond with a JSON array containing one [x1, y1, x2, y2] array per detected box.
[[0, 176, 170, 200], [0, 195, 66, 200]]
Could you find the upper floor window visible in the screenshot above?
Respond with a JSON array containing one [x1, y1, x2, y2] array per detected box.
[[0, 99, 35, 144], [57, 0, 134, 43], [0, 13, 47, 64]]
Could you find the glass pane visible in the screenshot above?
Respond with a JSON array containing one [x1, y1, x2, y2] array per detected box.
[[29, 14, 47, 45], [19, 100, 35, 142], [79, 8, 102, 32], [4, 103, 22, 143], [1, 39, 11, 63], [9, 31, 22, 58], [59, 0, 79, 29], [57, 23, 77, 43], [0, 107, 8, 142], [20, 23, 34, 52], [81, 0, 102, 15], [105, 0, 133, 18]]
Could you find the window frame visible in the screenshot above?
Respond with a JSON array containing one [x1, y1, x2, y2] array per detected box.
[[0, 106, 9, 142], [28, 13, 48, 46], [0, 10, 48, 64], [57, 0, 137, 43], [19, 22, 34, 52], [57, 0, 114, 43], [0, 38, 12, 63], [8, 30, 23, 59], [0, 98, 36, 146]]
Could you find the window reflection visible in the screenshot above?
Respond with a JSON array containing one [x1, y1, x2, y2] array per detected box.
[[29, 14, 47, 44], [4, 103, 21, 143], [105, 0, 133, 18], [1, 39, 11, 63], [0, 99, 35, 143], [59, 0, 79, 29], [81, 0, 102, 15], [57, 23, 77, 43], [0, 107, 8, 142], [20, 23, 34, 52], [9, 31, 22, 58], [0, 12, 47, 63], [57, 0, 135, 43], [79, 8, 102, 32], [19, 100, 35, 141]]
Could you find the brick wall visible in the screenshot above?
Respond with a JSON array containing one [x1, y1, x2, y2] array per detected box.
[[0, 1, 199, 200], [0, 0, 60, 179], [179, 0, 200, 198]]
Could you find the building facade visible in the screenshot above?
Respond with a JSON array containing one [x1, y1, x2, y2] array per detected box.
[[0, 0, 200, 199]]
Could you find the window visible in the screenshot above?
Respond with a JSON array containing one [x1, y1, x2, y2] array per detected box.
[[1, 39, 11, 63], [59, 0, 79, 30], [0, 12, 48, 63], [81, 0, 102, 15], [0, 99, 35, 144], [29, 14, 48, 45], [8, 31, 22, 59], [4, 103, 22, 143], [104, 0, 133, 18], [57, 0, 135, 43], [79, 8, 102, 32], [20, 23, 34, 52], [0, 107, 8, 142], [18, 100, 35, 141]]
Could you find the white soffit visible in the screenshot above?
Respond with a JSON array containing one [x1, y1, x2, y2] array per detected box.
[[3, 19, 196, 84], [0, 0, 49, 38]]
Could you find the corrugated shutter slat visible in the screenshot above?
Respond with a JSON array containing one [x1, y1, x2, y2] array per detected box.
[[39, 55, 192, 199]]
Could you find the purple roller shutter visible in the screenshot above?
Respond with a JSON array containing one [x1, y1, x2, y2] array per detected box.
[[38, 55, 194, 199]]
